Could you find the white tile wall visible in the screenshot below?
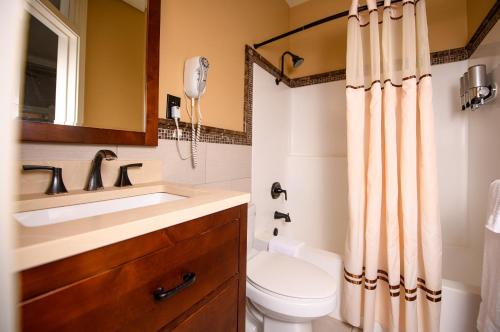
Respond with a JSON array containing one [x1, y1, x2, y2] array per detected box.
[[284, 156, 348, 253], [160, 140, 208, 185], [206, 143, 252, 183], [252, 64, 291, 237], [251, 65, 351, 251], [432, 61, 470, 250], [287, 79, 349, 252], [290, 79, 347, 157]]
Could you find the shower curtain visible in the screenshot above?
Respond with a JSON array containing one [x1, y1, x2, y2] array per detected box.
[[342, 0, 442, 331]]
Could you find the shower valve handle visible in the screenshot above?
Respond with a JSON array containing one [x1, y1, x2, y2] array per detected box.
[[271, 182, 287, 200]]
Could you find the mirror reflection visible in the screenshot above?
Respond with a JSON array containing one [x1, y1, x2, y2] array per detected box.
[[21, 0, 147, 132]]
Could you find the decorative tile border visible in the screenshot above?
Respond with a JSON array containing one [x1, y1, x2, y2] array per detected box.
[[159, 3, 499, 143], [289, 46, 471, 88], [158, 119, 249, 145], [246, 46, 292, 88], [291, 69, 346, 88], [430, 47, 469, 65]]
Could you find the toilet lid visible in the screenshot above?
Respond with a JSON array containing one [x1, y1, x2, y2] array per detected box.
[[247, 251, 336, 299]]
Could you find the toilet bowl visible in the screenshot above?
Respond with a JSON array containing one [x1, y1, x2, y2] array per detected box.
[[245, 205, 337, 332]]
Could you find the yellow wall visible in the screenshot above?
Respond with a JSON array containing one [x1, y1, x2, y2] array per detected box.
[[84, 0, 146, 132], [467, 0, 496, 40], [427, 0, 468, 49], [289, 0, 349, 78], [288, 0, 469, 78], [159, 0, 289, 132]]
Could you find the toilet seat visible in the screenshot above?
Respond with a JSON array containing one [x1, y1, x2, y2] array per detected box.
[[248, 251, 336, 299], [246, 251, 337, 319]]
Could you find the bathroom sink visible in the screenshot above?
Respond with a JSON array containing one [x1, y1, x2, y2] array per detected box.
[[15, 192, 186, 227]]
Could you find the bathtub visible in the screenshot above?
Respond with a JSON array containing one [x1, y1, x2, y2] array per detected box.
[[440, 279, 481, 332], [256, 238, 482, 332]]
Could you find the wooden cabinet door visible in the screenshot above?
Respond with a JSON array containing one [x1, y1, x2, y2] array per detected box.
[[168, 278, 239, 332]]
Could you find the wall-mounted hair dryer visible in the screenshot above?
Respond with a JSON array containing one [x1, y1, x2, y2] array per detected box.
[[173, 56, 210, 169], [184, 56, 209, 99]]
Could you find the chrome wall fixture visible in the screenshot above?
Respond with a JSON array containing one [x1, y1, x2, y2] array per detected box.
[[460, 64, 497, 111]]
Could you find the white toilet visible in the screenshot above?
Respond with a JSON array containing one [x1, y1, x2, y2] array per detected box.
[[246, 205, 337, 332]]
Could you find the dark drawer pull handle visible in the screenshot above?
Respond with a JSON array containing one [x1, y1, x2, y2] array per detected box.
[[153, 272, 196, 301]]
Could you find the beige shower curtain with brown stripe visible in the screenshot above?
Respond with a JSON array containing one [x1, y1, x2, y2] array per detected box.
[[341, 0, 442, 331]]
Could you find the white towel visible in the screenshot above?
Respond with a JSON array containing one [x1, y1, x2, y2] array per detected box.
[[486, 180, 500, 233], [477, 228, 500, 332], [268, 236, 304, 257], [478, 180, 500, 332]]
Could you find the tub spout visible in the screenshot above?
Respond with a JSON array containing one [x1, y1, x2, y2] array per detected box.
[[274, 211, 291, 222]]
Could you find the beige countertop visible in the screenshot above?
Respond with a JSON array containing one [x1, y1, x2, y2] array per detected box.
[[14, 182, 250, 272]]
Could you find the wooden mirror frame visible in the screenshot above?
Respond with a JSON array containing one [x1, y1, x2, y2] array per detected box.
[[20, 0, 160, 146]]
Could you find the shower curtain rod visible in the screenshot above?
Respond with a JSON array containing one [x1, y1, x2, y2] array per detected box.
[[254, 0, 403, 49]]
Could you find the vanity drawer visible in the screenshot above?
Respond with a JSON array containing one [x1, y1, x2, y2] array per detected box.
[[20, 220, 240, 332], [20, 206, 241, 301]]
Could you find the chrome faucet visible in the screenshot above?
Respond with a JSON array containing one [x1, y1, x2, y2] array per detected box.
[[84, 150, 118, 191]]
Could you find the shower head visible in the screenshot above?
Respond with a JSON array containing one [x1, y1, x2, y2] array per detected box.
[[276, 51, 304, 85], [291, 53, 304, 68]]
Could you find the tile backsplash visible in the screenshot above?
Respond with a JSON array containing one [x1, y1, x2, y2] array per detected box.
[[19, 160, 162, 195], [19, 140, 251, 195]]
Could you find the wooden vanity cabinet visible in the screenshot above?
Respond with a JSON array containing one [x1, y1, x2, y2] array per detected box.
[[19, 204, 248, 332]]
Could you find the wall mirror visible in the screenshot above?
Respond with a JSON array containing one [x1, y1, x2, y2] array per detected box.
[[20, 0, 160, 146]]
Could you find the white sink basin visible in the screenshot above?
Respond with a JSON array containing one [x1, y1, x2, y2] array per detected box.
[[15, 192, 186, 227]]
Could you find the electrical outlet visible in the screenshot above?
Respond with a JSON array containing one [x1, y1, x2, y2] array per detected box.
[[166, 94, 181, 119]]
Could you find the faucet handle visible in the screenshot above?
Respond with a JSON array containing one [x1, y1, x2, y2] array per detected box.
[[114, 163, 143, 187], [22, 165, 68, 195]]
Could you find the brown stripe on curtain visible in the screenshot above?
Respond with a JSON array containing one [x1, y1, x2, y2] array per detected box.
[[343, 267, 443, 301]]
